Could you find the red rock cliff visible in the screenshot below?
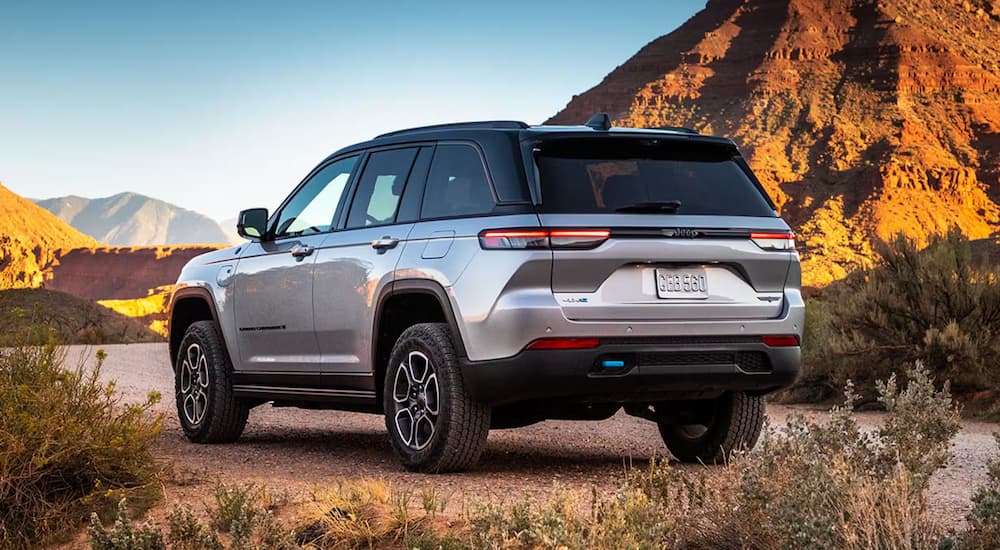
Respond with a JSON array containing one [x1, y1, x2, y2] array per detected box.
[[550, 0, 1000, 285], [45, 246, 217, 301]]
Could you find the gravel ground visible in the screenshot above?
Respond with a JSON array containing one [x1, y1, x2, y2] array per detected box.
[[68, 343, 997, 527]]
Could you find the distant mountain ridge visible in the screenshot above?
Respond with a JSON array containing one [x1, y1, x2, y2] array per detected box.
[[35, 192, 236, 246]]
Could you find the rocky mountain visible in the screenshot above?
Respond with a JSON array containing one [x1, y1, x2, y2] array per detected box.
[[0, 182, 99, 288], [549, 0, 1000, 286], [35, 192, 236, 246]]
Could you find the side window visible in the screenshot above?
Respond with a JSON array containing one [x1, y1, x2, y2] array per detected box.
[[273, 156, 358, 239], [421, 144, 495, 219], [345, 148, 418, 228]]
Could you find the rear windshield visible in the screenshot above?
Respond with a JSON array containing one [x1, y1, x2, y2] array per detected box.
[[535, 137, 776, 217]]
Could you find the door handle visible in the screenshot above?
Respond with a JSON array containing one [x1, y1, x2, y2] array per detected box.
[[290, 245, 314, 258], [371, 236, 399, 252]]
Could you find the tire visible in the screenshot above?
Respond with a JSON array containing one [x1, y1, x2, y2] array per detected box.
[[383, 323, 490, 473], [656, 391, 764, 463], [174, 320, 250, 443]]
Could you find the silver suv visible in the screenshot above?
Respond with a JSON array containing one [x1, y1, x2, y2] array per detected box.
[[167, 115, 804, 472]]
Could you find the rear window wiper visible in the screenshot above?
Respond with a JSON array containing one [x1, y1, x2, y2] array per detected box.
[[614, 200, 682, 214]]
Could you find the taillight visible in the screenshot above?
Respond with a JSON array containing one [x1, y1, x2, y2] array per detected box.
[[750, 231, 795, 251], [550, 229, 610, 249], [479, 228, 610, 250], [762, 335, 800, 347], [527, 337, 600, 350], [479, 230, 549, 249]]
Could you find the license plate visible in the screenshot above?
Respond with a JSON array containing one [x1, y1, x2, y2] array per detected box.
[[655, 268, 709, 299]]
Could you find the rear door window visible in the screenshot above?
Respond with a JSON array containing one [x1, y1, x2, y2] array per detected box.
[[535, 138, 775, 217], [345, 148, 419, 228], [420, 144, 496, 219]]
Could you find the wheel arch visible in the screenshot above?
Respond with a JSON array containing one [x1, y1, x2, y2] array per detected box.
[[169, 287, 220, 368], [372, 279, 467, 400]]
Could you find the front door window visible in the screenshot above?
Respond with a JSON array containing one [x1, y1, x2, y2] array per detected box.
[[273, 156, 358, 238]]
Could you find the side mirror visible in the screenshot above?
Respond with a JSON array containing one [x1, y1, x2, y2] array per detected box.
[[237, 208, 269, 240]]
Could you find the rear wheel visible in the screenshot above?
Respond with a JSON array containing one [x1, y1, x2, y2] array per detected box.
[[656, 392, 764, 463], [383, 323, 490, 473], [175, 321, 249, 443]]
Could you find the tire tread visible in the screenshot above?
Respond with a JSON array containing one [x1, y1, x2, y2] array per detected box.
[[384, 323, 490, 472]]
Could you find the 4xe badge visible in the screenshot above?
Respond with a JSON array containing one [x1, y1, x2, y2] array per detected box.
[[562, 297, 589, 303]]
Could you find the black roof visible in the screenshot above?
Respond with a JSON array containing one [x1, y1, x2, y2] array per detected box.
[[323, 116, 736, 162]]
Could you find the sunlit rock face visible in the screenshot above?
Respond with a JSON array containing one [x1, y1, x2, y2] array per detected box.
[[549, 0, 1000, 286], [0, 182, 99, 289]]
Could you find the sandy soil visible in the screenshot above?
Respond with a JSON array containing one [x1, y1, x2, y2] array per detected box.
[[68, 343, 997, 527]]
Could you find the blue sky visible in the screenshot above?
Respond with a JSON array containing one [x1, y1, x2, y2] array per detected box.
[[0, 1, 704, 221]]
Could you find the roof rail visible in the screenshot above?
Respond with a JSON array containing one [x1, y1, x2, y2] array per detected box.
[[375, 120, 529, 139], [648, 125, 699, 135]]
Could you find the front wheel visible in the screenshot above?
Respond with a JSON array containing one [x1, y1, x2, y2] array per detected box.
[[656, 392, 764, 463], [175, 320, 249, 443], [383, 323, 490, 473]]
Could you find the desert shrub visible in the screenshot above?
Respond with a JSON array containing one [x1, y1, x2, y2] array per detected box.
[[209, 482, 291, 549], [90, 483, 294, 550], [166, 505, 223, 550], [727, 364, 957, 549], [802, 229, 1000, 398], [447, 363, 958, 549], [0, 344, 163, 548], [961, 435, 1000, 549], [89, 500, 166, 550]]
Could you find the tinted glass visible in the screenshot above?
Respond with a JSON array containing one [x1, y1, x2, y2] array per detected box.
[[421, 144, 495, 219], [273, 156, 358, 238], [535, 138, 775, 217], [346, 148, 418, 228]]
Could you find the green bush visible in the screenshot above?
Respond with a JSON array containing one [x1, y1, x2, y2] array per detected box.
[[800, 229, 1000, 399], [0, 344, 163, 548]]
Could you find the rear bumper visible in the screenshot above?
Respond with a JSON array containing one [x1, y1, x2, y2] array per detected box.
[[449, 280, 806, 361], [461, 339, 799, 405]]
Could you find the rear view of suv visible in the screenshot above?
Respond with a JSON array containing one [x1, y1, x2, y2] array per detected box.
[[167, 115, 804, 472]]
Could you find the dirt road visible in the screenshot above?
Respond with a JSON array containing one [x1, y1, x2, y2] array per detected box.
[[69, 343, 997, 526]]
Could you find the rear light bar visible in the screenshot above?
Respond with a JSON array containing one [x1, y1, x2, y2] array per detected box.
[[762, 335, 800, 347], [527, 337, 600, 350], [480, 228, 610, 250], [750, 231, 795, 251]]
